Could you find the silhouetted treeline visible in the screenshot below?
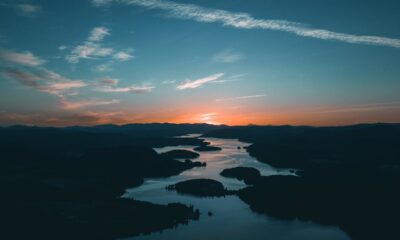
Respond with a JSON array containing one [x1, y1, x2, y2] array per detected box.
[[0, 124, 224, 239], [206, 123, 400, 239], [2, 123, 400, 239]]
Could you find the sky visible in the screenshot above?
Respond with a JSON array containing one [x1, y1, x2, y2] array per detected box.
[[0, 0, 400, 126]]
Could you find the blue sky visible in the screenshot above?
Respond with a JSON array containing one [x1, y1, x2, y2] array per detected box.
[[0, 0, 400, 126]]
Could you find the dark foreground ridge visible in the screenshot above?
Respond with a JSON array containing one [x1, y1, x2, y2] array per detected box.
[[1, 123, 400, 239], [206, 123, 400, 240], [0, 123, 225, 239]]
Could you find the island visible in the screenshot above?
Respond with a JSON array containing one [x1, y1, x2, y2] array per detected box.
[[166, 179, 231, 197], [220, 167, 261, 184], [193, 145, 222, 152]]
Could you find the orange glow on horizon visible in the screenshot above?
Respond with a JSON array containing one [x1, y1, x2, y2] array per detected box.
[[1, 103, 400, 127]]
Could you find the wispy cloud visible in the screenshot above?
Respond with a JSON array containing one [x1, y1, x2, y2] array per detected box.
[[60, 98, 119, 110], [0, 3, 41, 16], [198, 113, 218, 124], [113, 50, 134, 61], [10, 3, 41, 16], [1, 49, 87, 97], [199, 112, 216, 119], [315, 102, 400, 114], [66, 42, 113, 63], [58, 45, 67, 51], [3, 69, 40, 88], [17, 4, 40, 15], [216, 94, 267, 102], [0, 111, 125, 126], [93, 0, 400, 49], [44, 81, 87, 93], [95, 63, 114, 72], [93, 49, 134, 72], [210, 73, 246, 84], [162, 80, 176, 84], [0, 50, 45, 66], [99, 77, 119, 86], [4, 67, 121, 110], [93, 77, 154, 93], [66, 27, 136, 65], [0, 47, 122, 111], [2, 68, 87, 97], [212, 50, 243, 63], [89, 27, 110, 42], [66, 26, 114, 63], [176, 73, 224, 90], [96, 85, 154, 93], [92, 0, 113, 7]]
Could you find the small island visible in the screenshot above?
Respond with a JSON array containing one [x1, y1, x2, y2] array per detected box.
[[184, 159, 207, 167], [166, 179, 231, 197], [220, 167, 261, 184], [193, 146, 222, 152]]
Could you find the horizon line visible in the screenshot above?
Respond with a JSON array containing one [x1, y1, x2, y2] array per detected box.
[[1, 121, 399, 129]]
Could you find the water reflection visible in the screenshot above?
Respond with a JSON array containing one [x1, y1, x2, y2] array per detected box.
[[122, 137, 350, 240]]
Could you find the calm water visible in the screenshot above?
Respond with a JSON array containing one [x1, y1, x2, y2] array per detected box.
[[122, 136, 350, 240]]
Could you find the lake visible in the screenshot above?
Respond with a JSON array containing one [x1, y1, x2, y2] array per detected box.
[[122, 136, 350, 240]]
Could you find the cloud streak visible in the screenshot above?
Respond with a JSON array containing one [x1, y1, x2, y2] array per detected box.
[[212, 50, 243, 63], [1, 48, 124, 112], [60, 98, 120, 110], [94, 0, 400, 48], [113, 50, 134, 61], [216, 94, 267, 102], [210, 74, 245, 84], [94, 77, 154, 93], [16, 4, 41, 16], [99, 77, 119, 86], [0, 111, 125, 126], [96, 85, 154, 93], [66, 27, 136, 64], [176, 73, 224, 90], [95, 63, 114, 72], [0, 3, 41, 16], [66, 26, 114, 63], [315, 102, 400, 114], [2, 68, 87, 97], [198, 113, 218, 124], [3, 68, 120, 110], [92, 0, 114, 6], [0, 50, 45, 66], [89, 27, 110, 42]]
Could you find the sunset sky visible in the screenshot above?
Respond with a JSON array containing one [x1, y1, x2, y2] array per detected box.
[[1, 0, 400, 126]]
